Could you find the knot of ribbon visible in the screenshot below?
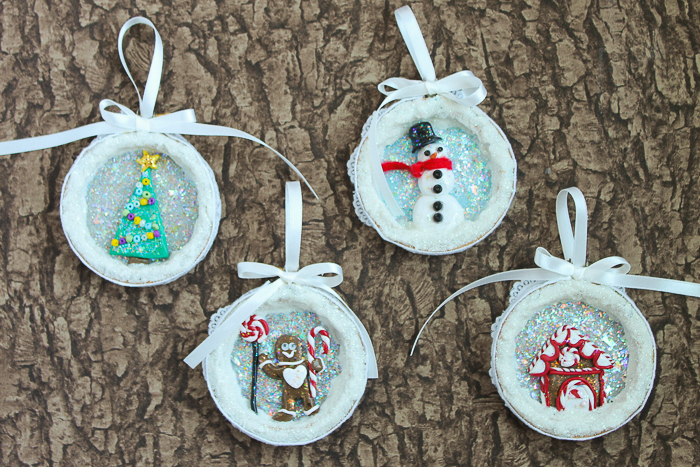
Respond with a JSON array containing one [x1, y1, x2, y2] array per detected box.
[[411, 187, 700, 355], [237, 262, 344, 289], [98, 99, 198, 133], [376, 71, 487, 109], [367, 6, 488, 217], [0, 17, 317, 197], [185, 182, 378, 378]]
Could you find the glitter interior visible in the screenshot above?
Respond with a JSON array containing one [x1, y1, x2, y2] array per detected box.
[[515, 301, 629, 403], [230, 311, 342, 420], [382, 127, 491, 222], [86, 152, 198, 263]]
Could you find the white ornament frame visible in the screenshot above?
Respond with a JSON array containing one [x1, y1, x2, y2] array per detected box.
[[61, 132, 221, 286], [204, 284, 369, 446], [490, 279, 656, 440], [186, 182, 377, 445], [347, 6, 516, 255], [0, 17, 315, 287], [413, 187, 700, 439], [349, 95, 516, 254]]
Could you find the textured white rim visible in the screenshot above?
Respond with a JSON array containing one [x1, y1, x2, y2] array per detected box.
[[490, 279, 657, 440], [60, 132, 222, 287], [348, 97, 517, 255], [204, 285, 369, 446]]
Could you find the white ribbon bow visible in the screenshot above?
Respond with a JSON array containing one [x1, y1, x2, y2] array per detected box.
[[185, 182, 378, 379], [411, 187, 700, 355], [0, 17, 317, 198], [368, 6, 488, 217]]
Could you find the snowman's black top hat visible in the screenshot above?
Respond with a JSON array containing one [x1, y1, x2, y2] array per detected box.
[[409, 122, 442, 153]]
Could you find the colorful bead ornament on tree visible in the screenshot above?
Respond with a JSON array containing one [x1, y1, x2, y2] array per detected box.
[[109, 151, 169, 262], [347, 6, 516, 255], [412, 187, 700, 440], [185, 182, 378, 446], [0, 17, 315, 287]]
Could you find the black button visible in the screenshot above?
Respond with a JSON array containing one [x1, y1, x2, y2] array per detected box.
[[433, 201, 443, 211], [433, 185, 442, 194], [433, 170, 442, 179], [433, 213, 443, 223]]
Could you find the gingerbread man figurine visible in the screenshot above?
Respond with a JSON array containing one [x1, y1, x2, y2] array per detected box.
[[259, 335, 324, 421]]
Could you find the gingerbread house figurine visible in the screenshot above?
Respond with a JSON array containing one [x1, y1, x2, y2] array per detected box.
[[529, 325, 614, 411]]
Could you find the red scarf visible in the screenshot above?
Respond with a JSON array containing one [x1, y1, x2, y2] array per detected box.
[[381, 158, 453, 178]]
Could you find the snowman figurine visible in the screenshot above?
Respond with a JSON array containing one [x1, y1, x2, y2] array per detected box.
[[382, 122, 465, 229]]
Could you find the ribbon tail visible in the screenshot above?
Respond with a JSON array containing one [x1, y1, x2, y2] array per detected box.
[[166, 122, 318, 199], [184, 280, 282, 368], [368, 112, 406, 217], [603, 273, 700, 298], [0, 122, 124, 156], [411, 269, 560, 356]]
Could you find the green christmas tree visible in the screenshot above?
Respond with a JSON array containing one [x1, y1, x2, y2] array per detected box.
[[110, 150, 169, 262]]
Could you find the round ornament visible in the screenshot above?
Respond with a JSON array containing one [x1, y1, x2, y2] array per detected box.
[[185, 182, 377, 445], [490, 279, 655, 440], [204, 283, 369, 445], [350, 96, 516, 254], [347, 6, 516, 255], [61, 132, 220, 286], [413, 187, 700, 439]]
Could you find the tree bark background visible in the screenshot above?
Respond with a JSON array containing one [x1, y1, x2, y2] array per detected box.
[[0, 0, 699, 465]]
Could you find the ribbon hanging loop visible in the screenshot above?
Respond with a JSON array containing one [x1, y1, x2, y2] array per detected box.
[[185, 182, 378, 379], [0, 16, 317, 198], [117, 17, 163, 119], [366, 6, 488, 217], [411, 187, 700, 355]]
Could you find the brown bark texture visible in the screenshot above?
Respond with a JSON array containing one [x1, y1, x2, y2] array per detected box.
[[0, 0, 699, 465]]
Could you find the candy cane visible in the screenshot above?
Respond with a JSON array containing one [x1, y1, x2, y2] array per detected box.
[[240, 314, 269, 413], [307, 326, 330, 398]]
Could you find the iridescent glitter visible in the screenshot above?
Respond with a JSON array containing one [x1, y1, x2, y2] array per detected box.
[[230, 311, 342, 420], [86, 152, 198, 262], [382, 127, 491, 222], [515, 301, 629, 402]]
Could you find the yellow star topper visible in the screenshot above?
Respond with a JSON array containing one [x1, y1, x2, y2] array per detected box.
[[136, 150, 160, 172]]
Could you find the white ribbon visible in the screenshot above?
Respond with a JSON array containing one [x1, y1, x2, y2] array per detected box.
[[411, 187, 700, 355], [0, 17, 317, 198], [368, 6, 488, 217], [185, 182, 378, 378]]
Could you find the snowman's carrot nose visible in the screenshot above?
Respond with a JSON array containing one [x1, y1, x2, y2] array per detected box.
[[430, 153, 437, 159]]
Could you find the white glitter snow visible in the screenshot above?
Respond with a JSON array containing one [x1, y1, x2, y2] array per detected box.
[[60, 131, 221, 286], [491, 280, 656, 440]]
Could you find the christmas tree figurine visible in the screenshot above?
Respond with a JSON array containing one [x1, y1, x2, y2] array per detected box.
[[110, 150, 169, 263]]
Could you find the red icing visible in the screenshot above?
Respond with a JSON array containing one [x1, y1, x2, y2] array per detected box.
[[529, 324, 615, 411], [556, 377, 597, 411]]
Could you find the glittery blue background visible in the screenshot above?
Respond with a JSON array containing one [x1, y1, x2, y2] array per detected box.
[[381, 127, 491, 222], [231, 311, 342, 420], [514, 301, 629, 403], [86, 151, 198, 263]]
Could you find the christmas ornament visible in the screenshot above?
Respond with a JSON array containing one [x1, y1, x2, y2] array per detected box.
[[412, 187, 700, 439], [185, 182, 377, 445], [348, 6, 516, 254], [0, 17, 315, 286]]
